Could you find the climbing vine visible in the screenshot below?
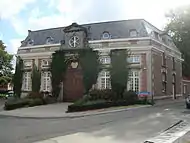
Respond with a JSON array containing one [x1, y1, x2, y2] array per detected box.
[[110, 49, 130, 98], [31, 64, 41, 93], [51, 48, 100, 98], [51, 50, 67, 97], [79, 48, 100, 94]]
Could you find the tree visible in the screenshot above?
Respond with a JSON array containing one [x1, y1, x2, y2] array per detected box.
[[31, 64, 41, 92], [165, 5, 190, 77], [13, 56, 23, 97], [0, 40, 13, 76], [110, 49, 130, 99]]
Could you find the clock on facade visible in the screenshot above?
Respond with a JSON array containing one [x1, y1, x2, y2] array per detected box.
[[69, 36, 80, 48]]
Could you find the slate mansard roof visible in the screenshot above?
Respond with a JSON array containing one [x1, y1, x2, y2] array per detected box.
[[20, 19, 178, 51]]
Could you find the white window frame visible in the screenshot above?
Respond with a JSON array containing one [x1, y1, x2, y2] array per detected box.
[[23, 72, 31, 91], [41, 71, 51, 92], [100, 56, 111, 64], [127, 55, 140, 64], [41, 59, 50, 68], [100, 71, 111, 89], [127, 70, 140, 92]]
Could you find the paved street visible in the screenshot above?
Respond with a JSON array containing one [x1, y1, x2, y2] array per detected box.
[[0, 99, 5, 111], [0, 101, 190, 143]]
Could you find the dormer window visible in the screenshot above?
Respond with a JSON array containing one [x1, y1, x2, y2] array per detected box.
[[46, 37, 54, 44], [102, 32, 110, 39], [129, 29, 137, 37], [27, 39, 34, 46]]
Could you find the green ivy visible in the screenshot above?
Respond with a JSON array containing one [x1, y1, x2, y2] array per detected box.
[[51, 48, 100, 98], [110, 49, 130, 99], [13, 56, 23, 98], [31, 64, 41, 92], [51, 50, 67, 98], [79, 49, 100, 94]]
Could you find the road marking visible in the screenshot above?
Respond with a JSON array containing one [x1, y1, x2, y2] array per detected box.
[[144, 120, 190, 143]]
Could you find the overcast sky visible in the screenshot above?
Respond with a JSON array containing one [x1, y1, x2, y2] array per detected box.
[[0, 0, 190, 54]]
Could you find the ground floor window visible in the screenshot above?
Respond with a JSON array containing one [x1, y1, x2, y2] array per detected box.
[[23, 72, 31, 91], [41, 71, 51, 92], [128, 70, 139, 92], [100, 70, 111, 89]]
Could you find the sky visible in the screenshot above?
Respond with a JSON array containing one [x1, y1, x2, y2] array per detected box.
[[0, 0, 190, 55]]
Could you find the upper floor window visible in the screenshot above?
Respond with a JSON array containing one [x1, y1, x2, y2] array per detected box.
[[127, 55, 140, 63], [46, 37, 54, 44], [100, 56, 111, 64], [27, 39, 34, 46], [102, 32, 110, 39], [41, 59, 51, 68], [129, 29, 137, 37]]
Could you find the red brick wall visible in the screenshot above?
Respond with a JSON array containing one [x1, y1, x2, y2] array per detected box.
[[152, 50, 182, 97], [152, 50, 163, 96], [140, 53, 147, 91]]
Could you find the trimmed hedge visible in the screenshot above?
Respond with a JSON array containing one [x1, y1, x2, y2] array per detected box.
[[4, 98, 30, 110], [28, 98, 44, 107], [4, 97, 45, 110], [67, 90, 152, 112], [68, 100, 139, 112]]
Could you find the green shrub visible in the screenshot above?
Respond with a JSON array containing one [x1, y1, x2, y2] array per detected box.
[[28, 98, 44, 107], [43, 95, 57, 104], [4, 98, 30, 110], [89, 89, 116, 101], [27, 92, 44, 99], [123, 90, 138, 104]]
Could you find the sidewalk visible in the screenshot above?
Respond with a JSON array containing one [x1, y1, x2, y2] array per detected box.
[[0, 103, 151, 119]]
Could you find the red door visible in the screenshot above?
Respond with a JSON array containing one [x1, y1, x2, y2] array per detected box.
[[63, 64, 84, 101]]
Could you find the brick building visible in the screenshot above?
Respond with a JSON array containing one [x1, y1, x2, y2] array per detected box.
[[17, 19, 183, 101]]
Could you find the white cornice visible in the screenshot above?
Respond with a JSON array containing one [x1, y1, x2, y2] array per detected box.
[[18, 37, 181, 56], [89, 37, 150, 43]]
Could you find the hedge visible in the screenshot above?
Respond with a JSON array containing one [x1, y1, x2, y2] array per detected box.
[[67, 100, 140, 112], [4, 98, 30, 110], [4, 97, 45, 110]]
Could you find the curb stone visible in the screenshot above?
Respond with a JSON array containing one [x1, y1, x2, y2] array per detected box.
[[144, 120, 190, 143], [0, 105, 151, 119]]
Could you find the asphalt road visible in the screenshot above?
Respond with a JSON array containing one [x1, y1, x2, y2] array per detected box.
[[0, 99, 4, 111], [0, 101, 190, 143]]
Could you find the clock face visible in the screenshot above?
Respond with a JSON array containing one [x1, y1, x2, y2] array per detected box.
[[69, 36, 80, 48]]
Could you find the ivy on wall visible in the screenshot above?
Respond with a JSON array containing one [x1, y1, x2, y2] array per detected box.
[[110, 49, 130, 98], [31, 64, 41, 93], [51, 50, 67, 98], [50, 48, 100, 98], [13, 56, 23, 98], [79, 48, 101, 94]]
